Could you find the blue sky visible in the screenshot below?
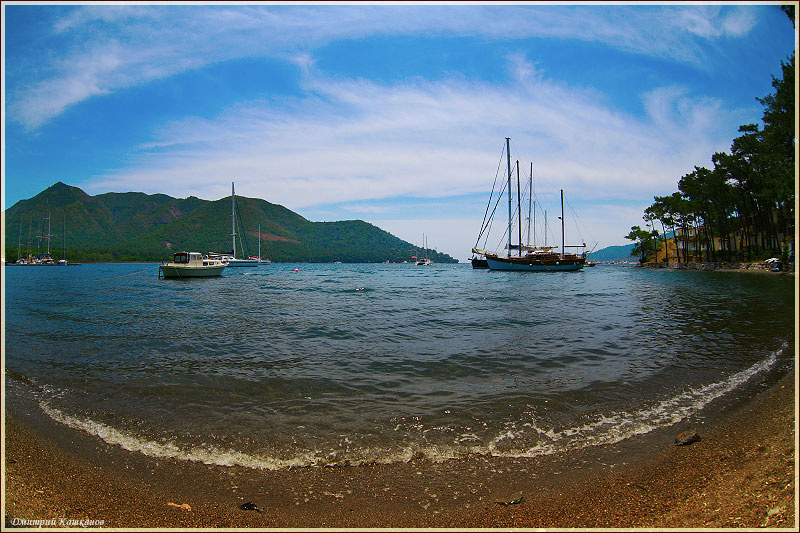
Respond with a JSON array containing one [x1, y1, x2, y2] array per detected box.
[[2, 2, 795, 261]]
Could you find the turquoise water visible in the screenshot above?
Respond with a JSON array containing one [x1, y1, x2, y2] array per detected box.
[[4, 263, 795, 468]]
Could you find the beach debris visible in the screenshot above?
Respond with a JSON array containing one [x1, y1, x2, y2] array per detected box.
[[166, 502, 192, 511], [239, 501, 263, 513], [675, 429, 701, 446], [495, 491, 524, 506]]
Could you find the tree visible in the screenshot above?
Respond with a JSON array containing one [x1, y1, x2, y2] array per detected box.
[[627, 11, 794, 263], [626, 225, 659, 263]]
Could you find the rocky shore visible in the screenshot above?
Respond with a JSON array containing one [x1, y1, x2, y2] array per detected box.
[[640, 260, 795, 273], [4, 368, 795, 529]]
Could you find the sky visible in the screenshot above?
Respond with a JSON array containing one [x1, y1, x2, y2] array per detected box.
[[2, 2, 796, 261]]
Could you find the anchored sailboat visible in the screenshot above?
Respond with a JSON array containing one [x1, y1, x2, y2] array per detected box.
[[256, 223, 272, 264], [475, 138, 587, 272], [415, 234, 433, 265], [209, 182, 259, 267]]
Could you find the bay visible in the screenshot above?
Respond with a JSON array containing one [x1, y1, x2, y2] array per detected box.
[[4, 263, 795, 469]]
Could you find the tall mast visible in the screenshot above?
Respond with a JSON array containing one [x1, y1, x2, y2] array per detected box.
[[63, 214, 66, 260], [516, 160, 522, 256], [18, 221, 22, 262], [258, 223, 261, 261], [231, 182, 236, 259], [46, 200, 51, 255], [527, 162, 533, 247], [544, 210, 547, 247], [560, 189, 565, 259], [505, 137, 512, 257]]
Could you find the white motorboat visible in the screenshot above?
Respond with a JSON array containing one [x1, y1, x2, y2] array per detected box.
[[159, 252, 226, 278]]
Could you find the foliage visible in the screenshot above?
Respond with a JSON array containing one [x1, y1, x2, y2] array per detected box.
[[635, 37, 794, 263], [625, 225, 659, 263]]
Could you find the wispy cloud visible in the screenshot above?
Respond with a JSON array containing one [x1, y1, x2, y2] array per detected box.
[[8, 4, 757, 130], [88, 53, 743, 215]]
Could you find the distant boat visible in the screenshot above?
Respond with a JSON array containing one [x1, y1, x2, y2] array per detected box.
[[256, 223, 272, 264], [159, 252, 226, 278], [478, 138, 587, 272], [416, 234, 433, 265]]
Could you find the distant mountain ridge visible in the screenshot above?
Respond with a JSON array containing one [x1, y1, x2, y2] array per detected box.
[[589, 243, 636, 262], [3, 182, 457, 263]]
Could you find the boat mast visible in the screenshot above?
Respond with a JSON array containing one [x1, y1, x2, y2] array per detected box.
[[231, 182, 236, 259], [527, 162, 533, 248], [258, 223, 261, 261], [505, 137, 512, 258], [560, 189, 565, 259], [544, 210, 547, 247], [516, 161, 522, 257], [45, 200, 51, 256]]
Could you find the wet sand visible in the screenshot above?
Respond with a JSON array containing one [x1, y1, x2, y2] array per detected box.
[[3, 369, 796, 529]]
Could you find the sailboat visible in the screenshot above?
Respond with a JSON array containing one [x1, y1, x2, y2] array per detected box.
[[476, 138, 587, 272], [415, 235, 433, 265], [210, 182, 259, 267], [256, 224, 272, 264]]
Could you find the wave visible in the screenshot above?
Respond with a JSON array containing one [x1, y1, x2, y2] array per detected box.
[[35, 345, 783, 470], [488, 344, 782, 457]]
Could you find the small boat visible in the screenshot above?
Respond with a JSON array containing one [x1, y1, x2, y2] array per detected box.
[[416, 234, 433, 265], [256, 223, 272, 264], [470, 257, 489, 269], [159, 252, 226, 278]]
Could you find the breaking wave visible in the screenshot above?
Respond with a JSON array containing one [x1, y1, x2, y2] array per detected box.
[[36, 345, 782, 470]]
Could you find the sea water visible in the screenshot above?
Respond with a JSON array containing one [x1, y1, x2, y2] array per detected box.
[[3, 263, 795, 469]]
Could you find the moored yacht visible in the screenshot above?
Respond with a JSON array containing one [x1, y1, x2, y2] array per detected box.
[[159, 252, 226, 278]]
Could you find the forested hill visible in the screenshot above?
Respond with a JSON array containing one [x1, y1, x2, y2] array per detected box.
[[3, 182, 457, 263], [589, 244, 636, 263]]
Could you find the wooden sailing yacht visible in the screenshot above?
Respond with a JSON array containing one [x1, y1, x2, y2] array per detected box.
[[475, 138, 587, 272]]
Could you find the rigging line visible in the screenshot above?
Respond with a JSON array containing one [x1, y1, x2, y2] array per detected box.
[[565, 196, 596, 246], [475, 143, 509, 247], [235, 197, 251, 257], [482, 176, 509, 251]]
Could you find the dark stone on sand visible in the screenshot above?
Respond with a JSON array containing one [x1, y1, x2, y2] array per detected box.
[[496, 491, 524, 506], [675, 429, 701, 446], [239, 501, 262, 512]]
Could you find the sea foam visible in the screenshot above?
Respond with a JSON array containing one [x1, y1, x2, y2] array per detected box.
[[37, 345, 782, 470]]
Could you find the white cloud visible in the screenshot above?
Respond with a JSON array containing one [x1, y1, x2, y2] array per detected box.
[[82, 54, 743, 253], [8, 4, 760, 130]]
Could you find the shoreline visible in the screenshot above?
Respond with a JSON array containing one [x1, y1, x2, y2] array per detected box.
[[637, 260, 795, 274], [3, 364, 796, 528]]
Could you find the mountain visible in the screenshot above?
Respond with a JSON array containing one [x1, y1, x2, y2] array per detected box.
[[589, 243, 637, 263], [3, 182, 457, 263]]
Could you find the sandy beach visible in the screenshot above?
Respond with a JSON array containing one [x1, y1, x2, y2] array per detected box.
[[3, 362, 796, 530]]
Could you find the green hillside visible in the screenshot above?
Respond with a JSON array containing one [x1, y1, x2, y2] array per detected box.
[[3, 182, 457, 263], [589, 243, 637, 262]]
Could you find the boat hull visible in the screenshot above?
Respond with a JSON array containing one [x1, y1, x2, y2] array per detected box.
[[159, 265, 225, 278], [486, 255, 585, 272], [225, 259, 260, 267], [471, 257, 489, 269]]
